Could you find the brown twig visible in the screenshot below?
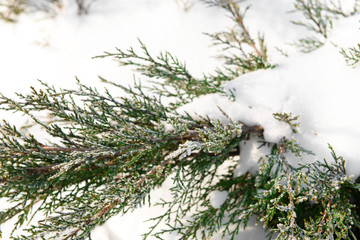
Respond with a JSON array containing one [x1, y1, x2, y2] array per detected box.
[[317, 198, 332, 234], [228, 0, 263, 58], [1, 123, 262, 184], [217, 105, 234, 123]]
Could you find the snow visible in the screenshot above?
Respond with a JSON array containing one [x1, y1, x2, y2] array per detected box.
[[209, 190, 228, 209], [177, 91, 293, 143], [166, 140, 202, 160], [234, 138, 269, 177], [181, 14, 360, 176], [1, 0, 360, 239]]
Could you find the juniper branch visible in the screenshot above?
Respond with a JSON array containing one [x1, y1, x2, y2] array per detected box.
[[341, 44, 360, 66], [202, 0, 272, 76], [1, 2, 360, 239], [95, 40, 226, 108], [290, 0, 360, 52], [0, 76, 265, 239]]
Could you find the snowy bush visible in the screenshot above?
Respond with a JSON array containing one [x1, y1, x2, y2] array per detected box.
[[1, 0, 360, 239]]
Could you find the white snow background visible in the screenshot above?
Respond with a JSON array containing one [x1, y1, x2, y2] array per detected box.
[[0, 0, 360, 239]]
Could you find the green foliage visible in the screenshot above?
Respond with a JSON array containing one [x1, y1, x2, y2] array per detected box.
[[94, 40, 226, 110], [341, 44, 360, 66], [0, 76, 262, 239], [1, 1, 360, 240], [290, 0, 360, 52], [144, 121, 249, 240], [273, 112, 300, 133], [144, 136, 360, 239], [202, 0, 273, 77], [247, 142, 359, 239], [0, 79, 182, 239]]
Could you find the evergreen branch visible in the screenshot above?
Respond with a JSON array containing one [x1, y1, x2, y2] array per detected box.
[[292, 0, 330, 38], [95, 40, 226, 108], [290, 0, 360, 52], [340, 44, 360, 66], [64, 155, 173, 240], [202, 0, 273, 76], [0, 79, 265, 239], [203, 0, 262, 57], [1, 2, 360, 239]]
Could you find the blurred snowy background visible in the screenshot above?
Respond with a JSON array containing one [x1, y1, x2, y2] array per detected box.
[[1, 0, 360, 239]]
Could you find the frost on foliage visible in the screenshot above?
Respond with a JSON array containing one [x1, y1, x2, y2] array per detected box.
[[166, 141, 202, 160], [209, 190, 228, 209], [48, 154, 84, 180], [246, 143, 356, 239], [178, 15, 360, 177], [178, 89, 292, 145], [164, 122, 241, 161], [197, 121, 243, 154]]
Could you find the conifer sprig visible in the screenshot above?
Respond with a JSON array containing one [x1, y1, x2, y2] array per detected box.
[[0, 80, 179, 239], [202, 0, 272, 77], [240, 141, 358, 239], [340, 44, 360, 66], [290, 0, 360, 52], [95, 40, 227, 109]]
